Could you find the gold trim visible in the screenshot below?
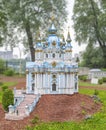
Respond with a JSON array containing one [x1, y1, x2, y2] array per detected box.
[[66, 50, 72, 52], [52, 41, 56, 46], [52, 61, 56, 67], [35, 50, 43, 52]]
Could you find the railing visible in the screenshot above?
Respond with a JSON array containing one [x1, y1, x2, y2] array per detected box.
[[25, 94, 41, 116]]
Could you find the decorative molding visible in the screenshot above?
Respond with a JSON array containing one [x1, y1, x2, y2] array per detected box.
[[35, 50, 43, 52], [66, 50, 72, 52]]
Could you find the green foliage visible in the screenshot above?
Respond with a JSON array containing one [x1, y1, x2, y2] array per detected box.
[[0, 2, 7, 45], [0, 81, 16, 103], [31, 116, 40, 124], [79, 75, 87, 81], [4, 69, 15, 76], [2, 89, 14, 111], [1, 85, 8, 92], [73, 0, 106, 67], [98, 79, 103, 84], [102, 77, 106, 82], [80, 44, 104, 68], [93, 89, 99, 96], [2, 0, 67, 61]]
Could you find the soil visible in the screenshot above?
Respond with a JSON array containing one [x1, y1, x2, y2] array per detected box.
[[0, 75, 105, 130]]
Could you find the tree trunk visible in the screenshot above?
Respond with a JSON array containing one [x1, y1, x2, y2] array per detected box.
[[90, 0, 106, 68], [101, 46, 106, 68], [25, 20, 35, 61]]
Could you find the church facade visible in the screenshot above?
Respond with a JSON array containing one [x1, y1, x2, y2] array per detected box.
[[26, 23, 78, 95]]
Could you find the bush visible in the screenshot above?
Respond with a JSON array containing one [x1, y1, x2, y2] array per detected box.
[[4, 69, 14, 76], [79, 75, 87, 81], [1, 85, 8, 92], [98, 79, 103, 84], [2, 89, 14, 111], [31, 116, 40, 124], [82, 76, 87, 81], [102, 77, 106, 82], [94, 89, 99, 96]]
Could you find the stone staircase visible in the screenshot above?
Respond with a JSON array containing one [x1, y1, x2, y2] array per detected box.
[[5, 94, 37, 120]]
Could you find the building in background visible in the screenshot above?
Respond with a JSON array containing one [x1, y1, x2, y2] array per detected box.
[[0, 51, 13, 60]]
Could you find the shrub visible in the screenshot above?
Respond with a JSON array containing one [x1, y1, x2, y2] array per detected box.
[[102, 77, 106, 82], [1, 85, 8, 92], [94, 89, 99, 96], [4, 69, 14, 76], [98, 79, 103, 84], [79, 75, 87, 81], [2, 89, 14, 111], [31, 116, 40, 124], [82, 76, 87, 81]]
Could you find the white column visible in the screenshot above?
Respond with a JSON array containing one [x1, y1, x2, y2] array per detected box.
[[67, 74, 68, 88], [34, 73, 36, 93], [43, 74, 45, 88], [26, 73, 29, 93], [59, 74, 60, 89], [72, 73, 74, 91]]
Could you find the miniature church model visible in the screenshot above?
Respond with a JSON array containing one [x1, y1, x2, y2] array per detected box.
[[26, 22, 78, 95]]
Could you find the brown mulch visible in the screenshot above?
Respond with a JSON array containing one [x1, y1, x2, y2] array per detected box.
[[31, 94, 102, 122], [0, 75, 104, 130], [80, 85, 106, 90]]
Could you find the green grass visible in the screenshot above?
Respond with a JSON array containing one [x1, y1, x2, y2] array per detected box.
[[79, 80, 106, 87], [2, 82, 17, 87], [0, 82, 16, 88], [25, 88, 106, 130]]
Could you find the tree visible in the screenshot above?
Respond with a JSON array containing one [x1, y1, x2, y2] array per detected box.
[[2, 0, 67, 61], [0, 1, 7, 45], [80, 43, 104, 68], [0, 59, 6, 73], [73, 0, 106, 67], [2, 89, 14, 111]]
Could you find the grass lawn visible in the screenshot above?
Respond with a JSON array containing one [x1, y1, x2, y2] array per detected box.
[[79, 80, 106, 87], [25, 88, 106, 130]]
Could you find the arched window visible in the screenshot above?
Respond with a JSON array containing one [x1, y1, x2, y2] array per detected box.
[[32, 73, 35, 80], [75, 82, 77, 90], [52, 83, 56, 91], [52, 53, 55, 58], [32, 83, 35, 91], [46, 54, 48, 58], [52, 75, 56, 79], [59, 54, 61, 58]]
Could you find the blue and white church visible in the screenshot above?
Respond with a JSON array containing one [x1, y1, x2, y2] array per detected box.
[[26, 23, 78, 95]]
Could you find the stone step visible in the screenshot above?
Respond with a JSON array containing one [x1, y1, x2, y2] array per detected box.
[[5, 94, 39, 120]]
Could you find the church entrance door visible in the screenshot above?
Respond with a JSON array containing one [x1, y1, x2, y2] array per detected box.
[[52, 83, 56, 91]]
